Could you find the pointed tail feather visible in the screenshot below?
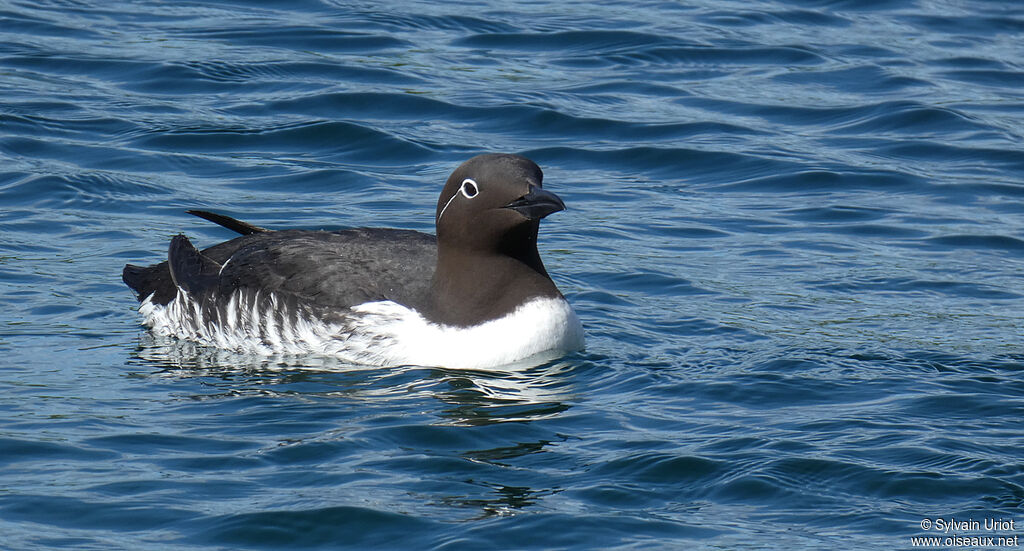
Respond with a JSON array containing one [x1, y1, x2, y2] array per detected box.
[[187, 210, 268, 235]]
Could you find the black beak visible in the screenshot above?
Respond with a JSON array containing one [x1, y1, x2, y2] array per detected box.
[[503, 185, 566, 220]]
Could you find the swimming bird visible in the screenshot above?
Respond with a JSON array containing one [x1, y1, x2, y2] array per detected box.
[[122, 153, 584, 369]]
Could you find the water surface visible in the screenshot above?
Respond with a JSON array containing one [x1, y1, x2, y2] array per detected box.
[[2, 0, 1024, 549]]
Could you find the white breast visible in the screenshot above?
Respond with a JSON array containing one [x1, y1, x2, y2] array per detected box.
[[138, 290, 584, 370]]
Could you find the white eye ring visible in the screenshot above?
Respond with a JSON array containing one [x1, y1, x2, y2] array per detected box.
[[437, 178, 480, 223], [460, 178, 479, 199]]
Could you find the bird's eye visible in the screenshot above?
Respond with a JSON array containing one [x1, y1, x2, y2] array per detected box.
[[460, 178, 479, 199]]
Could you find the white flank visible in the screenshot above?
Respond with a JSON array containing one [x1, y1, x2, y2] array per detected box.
[[138, 289, 584, 370]]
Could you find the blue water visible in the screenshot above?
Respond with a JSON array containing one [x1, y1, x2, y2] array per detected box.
[[2, 0, 1024, 549]]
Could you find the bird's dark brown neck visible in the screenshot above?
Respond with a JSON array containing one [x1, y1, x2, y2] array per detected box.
[[425, 240, 560, 327], [496, 222, 549, 278]]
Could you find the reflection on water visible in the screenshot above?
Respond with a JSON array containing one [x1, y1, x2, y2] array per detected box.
[[439, 482, 560, 519], [428, 362, 577, 426], [131, 334, 579, 521], [134, 333, 578, 425]]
